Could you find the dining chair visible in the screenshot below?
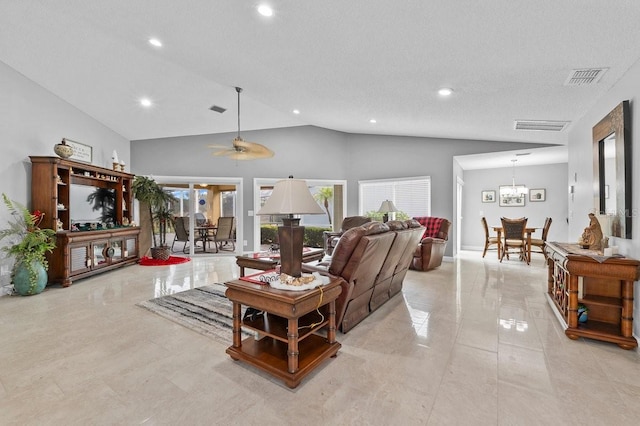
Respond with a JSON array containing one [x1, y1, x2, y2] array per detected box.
[[481, 216, 500, 258], [530, 217, 552, 260], [500, 217, 529, 264]]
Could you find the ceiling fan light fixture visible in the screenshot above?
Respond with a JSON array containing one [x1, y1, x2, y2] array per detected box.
[[209, 86, 274, 160]]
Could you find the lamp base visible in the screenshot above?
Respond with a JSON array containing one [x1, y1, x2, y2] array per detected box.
[[279, 218, 304, 277]]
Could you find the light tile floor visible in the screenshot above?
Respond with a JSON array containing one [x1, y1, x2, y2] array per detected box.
[[1, 251, 639, 425]]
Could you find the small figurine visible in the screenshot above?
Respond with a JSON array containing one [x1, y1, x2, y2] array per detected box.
[[579, 213, 604, 251]]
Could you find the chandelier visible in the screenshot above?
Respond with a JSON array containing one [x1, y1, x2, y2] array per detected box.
[[501, 159, 528, 198]]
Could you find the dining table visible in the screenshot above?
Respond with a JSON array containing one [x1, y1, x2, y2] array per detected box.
[[492, 225, 540, 263], [194, 225, 217, 252]]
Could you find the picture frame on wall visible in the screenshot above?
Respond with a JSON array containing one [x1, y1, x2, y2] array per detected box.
[[529, 188, 546, 202], [64, 138, 93, 163], [499, 185, 526, 207], [481, 190, 496, 203]]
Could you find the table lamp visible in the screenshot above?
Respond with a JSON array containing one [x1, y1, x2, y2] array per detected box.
[[378, 200, 398, 223], [257, 176, 324, 277]]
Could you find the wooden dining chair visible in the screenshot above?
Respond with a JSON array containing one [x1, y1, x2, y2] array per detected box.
[[500, 217, 529, 264], [481, 216, 500, 258], [530, 217, 552, 260]]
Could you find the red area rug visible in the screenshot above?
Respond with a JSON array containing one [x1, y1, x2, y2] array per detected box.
[[139, 256, 191, 266]]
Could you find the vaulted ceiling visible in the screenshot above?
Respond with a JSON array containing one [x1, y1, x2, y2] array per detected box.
[[2, 1, 640, 147]]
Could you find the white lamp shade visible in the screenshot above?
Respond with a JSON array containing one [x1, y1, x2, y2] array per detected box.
[[257, 178, 324, 215], [378, 200, 398, 213]]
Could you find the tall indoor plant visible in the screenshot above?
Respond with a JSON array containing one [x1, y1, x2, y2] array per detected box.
[[0, 194, 57, 295], [132, 176, 176, 260]]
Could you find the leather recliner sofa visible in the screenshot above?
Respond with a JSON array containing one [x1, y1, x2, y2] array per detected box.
[[410, 216, 451, 271], [305, 219, 424, 332]]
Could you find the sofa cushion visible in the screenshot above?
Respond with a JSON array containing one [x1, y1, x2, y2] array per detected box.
[[414, 216, 447, 240]]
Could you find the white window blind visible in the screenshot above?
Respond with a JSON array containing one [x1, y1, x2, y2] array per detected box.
[[359, 176, 431, 219]]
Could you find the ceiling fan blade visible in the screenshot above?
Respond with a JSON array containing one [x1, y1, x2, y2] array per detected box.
[[211, 149, 237, 156]]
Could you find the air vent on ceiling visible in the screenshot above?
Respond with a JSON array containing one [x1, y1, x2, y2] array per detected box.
[[564, 68, 608, 86], [514, 120, 570, 132], [209, 105, 227, 113]]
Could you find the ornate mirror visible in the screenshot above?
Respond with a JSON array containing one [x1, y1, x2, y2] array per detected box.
[[593, 100, 631, 238]]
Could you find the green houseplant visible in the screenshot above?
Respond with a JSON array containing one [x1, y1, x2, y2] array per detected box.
[[131, 176, 176, 260], [0, 194, 57, 295]]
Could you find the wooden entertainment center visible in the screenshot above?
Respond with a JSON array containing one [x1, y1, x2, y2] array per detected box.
[[30, 156, 140, 287], [544, 242, 639, 349]]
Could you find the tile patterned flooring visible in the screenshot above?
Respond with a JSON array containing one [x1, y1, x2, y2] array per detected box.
[[1, 251, 639, 425]]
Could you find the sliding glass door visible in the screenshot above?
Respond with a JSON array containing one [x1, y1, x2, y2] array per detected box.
[[253, 178, 346, 252], [150, 176, 243, 255]]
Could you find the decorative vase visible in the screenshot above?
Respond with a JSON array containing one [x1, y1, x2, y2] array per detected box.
[[54, 139, 74, 159], [12, 261, 47, 296], [150, 246, 171, 261], [577, 306, 588, 323]]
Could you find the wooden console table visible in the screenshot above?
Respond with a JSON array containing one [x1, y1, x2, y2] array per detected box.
[[225, 278, 342, 388], [544, 242, 639, 349]]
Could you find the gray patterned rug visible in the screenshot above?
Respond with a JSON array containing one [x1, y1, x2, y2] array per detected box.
[[137, 283, 251, 344]]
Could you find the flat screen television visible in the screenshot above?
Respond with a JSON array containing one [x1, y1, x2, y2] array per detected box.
[[69, 184, 116, 228]]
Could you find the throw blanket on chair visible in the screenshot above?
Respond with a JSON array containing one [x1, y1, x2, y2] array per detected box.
[[414, 217, 445, 240]]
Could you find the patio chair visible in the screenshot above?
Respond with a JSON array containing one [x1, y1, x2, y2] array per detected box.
[[171, 217, 192, 253], [212, 216, 236, 252]]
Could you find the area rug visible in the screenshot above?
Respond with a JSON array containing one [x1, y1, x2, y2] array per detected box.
[[137, 283, 250, 344], [139, 256, 191, 266]]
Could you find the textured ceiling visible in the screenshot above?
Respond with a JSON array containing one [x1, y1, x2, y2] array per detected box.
[[2, 1, 640, 148]]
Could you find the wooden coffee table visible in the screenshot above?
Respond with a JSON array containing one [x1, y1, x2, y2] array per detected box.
[[225, 278, 342, 388], [235, 247, 324, 277]]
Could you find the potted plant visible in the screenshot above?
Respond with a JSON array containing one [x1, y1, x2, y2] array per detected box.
[[0, 194, 57, 295], [132, 176, 176, 260]]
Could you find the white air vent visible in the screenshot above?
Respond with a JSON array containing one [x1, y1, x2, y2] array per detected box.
[[514, 120, 569, 132], [209, 105, 226, 113], [564, 68, 608, 86]]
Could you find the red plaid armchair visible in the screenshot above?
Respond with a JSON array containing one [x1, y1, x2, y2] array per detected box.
[[410, 216, 451, 271]]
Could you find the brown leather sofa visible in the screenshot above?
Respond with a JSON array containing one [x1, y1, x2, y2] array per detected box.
[[323, 215, 372, 255], [305, 219, 424, 332], [410, 217, 451, 271]]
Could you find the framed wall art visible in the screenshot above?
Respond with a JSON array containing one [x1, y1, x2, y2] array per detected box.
[[499, 185, 526, 207], [481, 190, 496, 203], [529, 188, 546, 202], [64, 138, 93, 163]]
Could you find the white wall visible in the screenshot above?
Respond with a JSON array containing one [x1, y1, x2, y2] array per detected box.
[[0, 60, 129, 289], [133, 129, 549, 253], [567, 57, 640, 336], [460, 163, 569, 250]]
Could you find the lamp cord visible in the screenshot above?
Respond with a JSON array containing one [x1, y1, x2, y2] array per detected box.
[[295, 285, 325, 331]]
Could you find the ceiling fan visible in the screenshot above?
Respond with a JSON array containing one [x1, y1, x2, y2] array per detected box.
[[208, 87, 274, 160]]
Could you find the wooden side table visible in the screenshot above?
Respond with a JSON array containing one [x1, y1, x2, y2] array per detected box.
[[235, 247, 324, 276], [225, 278, 342, 388], [545, 242, 639, 349]]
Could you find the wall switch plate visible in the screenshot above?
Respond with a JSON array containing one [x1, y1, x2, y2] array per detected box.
[[243, 240, 248, 247]]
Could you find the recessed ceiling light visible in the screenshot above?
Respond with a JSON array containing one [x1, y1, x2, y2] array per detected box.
[[370, 119, 377, 124], [438, 88, 453, 96], [148, 38, 162, 47], [140, 98, 152, 107], [257, 4, 274, 17], [292, 109, 300, 115]]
